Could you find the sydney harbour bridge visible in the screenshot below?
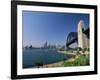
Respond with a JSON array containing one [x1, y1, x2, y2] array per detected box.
[[66, 20, 90, 49]]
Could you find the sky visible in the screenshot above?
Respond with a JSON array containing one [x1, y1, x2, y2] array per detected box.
[[22, 11, 89, 47]]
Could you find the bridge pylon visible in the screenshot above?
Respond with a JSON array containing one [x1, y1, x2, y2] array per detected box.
[[78, 20, 89, 49]]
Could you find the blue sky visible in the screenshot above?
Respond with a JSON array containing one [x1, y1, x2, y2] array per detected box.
[[22, 11, 89, 47]]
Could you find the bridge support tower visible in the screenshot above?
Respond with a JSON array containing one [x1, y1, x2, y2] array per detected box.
[[78, 20, 89, 49]]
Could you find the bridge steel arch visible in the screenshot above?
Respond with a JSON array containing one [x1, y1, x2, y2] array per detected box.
[[66, 32, 77, 48]]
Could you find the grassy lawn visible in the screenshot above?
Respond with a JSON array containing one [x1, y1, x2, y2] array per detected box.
[[55, 48, 90, 67], [43, 54, 90, 67], [61, 54, 90, 66]]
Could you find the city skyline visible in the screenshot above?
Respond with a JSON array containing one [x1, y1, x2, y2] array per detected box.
[[22, 11, 89, 47]]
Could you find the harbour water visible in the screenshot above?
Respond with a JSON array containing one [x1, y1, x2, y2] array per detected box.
[[23, 49, 73, 68]]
